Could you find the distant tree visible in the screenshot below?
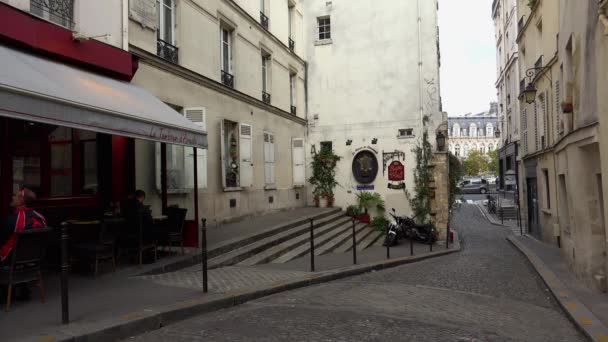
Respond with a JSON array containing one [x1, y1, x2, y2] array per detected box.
[[487, 149, 499, 175], [463, 150, 488, 176]]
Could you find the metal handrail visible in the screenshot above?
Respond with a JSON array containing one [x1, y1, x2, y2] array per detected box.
[[221, 70, 234, 88], [157, 38, 179, 64]]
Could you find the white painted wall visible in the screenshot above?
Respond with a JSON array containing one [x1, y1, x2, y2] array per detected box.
[[303, 0, 443, 214]]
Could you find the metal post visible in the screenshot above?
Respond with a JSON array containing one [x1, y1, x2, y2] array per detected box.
[[309, 219, 315, 272], [386, 226, 390, 260], [160, 143, 168, 215], [201, 218, 208, 293], [446, 224, 450, 249], [501, 190, 504, 225], [430, 238, 433, 252], [351, 218, 357, 265], [60, 222, 69, 324], [193, 147, 199, 243], [410, 234, 414, 256]]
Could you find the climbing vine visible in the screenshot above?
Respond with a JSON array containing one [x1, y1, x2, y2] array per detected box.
[[405, 116, 434, 224], [309, 148, 341, 204]]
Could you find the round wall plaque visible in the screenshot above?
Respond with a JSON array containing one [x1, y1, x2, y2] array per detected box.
[[352, 150, 379, 184]]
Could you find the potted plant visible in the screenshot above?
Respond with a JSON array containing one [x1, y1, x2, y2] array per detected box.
[[346, 205, 361, 217], [355, 192, 385, 223], [309, 148, 341, 208]]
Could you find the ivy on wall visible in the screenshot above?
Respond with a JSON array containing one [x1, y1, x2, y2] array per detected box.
[[405, 116, 434, 224]]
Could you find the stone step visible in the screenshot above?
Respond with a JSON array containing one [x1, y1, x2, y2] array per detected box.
[[334, 226, 376, 254], [314, 222, 369, 256], [208, 211, 346, 269], [207, 208, 342, 260], [269, 220, 355, 264], [237, 215, 353, 266], [346, 227, 383, 253]]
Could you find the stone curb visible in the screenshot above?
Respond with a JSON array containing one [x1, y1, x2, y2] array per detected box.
[[27, 234, 460, 342], [507, 235, 608, 342]]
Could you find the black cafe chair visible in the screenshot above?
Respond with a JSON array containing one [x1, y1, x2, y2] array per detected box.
[[160, 207, 187, 255], [0, 227, 53, 311], [69, 221, 116, 277], [118, 211, 157, 266]]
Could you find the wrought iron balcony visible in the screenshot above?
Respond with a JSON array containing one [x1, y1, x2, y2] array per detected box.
[[222, 70, 234, 88], [291, 106, 297, 115], [262, 91, 271, 104], [30, 0, 75, 29], [157, 39, 179, 64], [289, 38, 295, 52], [260, 12, 269, 30]]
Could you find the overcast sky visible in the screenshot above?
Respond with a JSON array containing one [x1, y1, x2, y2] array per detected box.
[[438, 0, 497, 116]]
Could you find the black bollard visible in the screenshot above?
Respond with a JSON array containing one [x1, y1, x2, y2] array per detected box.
[[309, 219, 315, 272], [60, 222, 69, 324], [430, 239, 433, 252], [410, 235, 414, 256], [352, 218, 357, 265], [446, 224, 450, 249], [386, 227, 390, 260], [201, 218, 208, 293]]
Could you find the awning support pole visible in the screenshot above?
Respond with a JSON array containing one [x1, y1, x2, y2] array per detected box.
[[193, 146, 199, 243], [161, 143, 168, 215]]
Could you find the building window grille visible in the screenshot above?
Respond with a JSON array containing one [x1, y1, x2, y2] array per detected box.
[[30, 0, 74, 28]]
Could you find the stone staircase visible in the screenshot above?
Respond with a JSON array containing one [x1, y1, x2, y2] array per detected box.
[[207, 208, 384, 269], [497, 206, 519, 220]]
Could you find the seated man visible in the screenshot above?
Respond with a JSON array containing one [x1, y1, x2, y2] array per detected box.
[[122, 190, 155, 241], [0, 188, 47, 264]]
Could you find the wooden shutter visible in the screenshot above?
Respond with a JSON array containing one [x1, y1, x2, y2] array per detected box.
[[184, 108, 207, 189], [292, 138, 305, 186], [239, 123, 253, 187], [264, 132, 275, 185]]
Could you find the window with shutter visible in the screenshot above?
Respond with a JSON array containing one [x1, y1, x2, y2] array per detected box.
[[183, 108, 207, 189], [239, 123, 253, 187], [292, 138, 305, 186], [264, 132, 275, 186]]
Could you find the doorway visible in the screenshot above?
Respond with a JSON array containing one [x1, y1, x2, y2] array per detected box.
[[527, 178, 540, 239]]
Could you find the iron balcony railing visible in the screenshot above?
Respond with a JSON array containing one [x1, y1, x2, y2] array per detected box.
[[221, 70, 234, 88], [157, 39, 179, 64], [260, 12, 269, 30], [291, 106, 297, 115], [289, 38, 295, 52], [31, 0, 75, 29], [262, 91, 271, 104]]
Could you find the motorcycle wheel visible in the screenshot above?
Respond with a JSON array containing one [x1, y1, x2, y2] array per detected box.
[[383, 233, 398, 247]]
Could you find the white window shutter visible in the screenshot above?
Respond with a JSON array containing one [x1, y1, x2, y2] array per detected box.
[[220, 119, 227, 188], [155, 142, 162, 191], [184, 107, 207, 131], [183, 108, 207, 189], [264, 133, 275, 185], [292, 138, 305, 186], [240, 123, 253, 187]]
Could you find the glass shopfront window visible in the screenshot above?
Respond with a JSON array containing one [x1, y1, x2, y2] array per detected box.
[[11, 121, 98, 198]]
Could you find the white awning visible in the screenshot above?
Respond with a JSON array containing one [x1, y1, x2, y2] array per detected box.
[[0, 45, 207, 149]]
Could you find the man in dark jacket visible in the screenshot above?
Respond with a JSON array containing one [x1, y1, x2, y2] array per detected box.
[[0, 188, 47, 264]]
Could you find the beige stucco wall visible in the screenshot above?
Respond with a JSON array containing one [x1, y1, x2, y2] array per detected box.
[[131, 62, 307, 225]]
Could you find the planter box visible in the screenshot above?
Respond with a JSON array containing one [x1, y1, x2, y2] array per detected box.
[[356, 214, 370, 224]]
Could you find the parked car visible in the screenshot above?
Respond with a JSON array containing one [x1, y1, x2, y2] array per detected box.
[[458, 178, 489, 194]]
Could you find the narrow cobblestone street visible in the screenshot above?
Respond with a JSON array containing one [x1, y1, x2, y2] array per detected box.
[[124, 205, 585, 342]]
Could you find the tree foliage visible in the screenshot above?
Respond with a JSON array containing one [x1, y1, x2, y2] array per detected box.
[[449, 153, 464, 207], [487, 149, 499, 175], [462, 150, 489, 176], [309, 148, 341, 199], [406, 119, 434, 224]]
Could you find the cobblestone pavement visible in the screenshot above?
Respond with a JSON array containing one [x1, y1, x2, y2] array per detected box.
[[136, 266, 310, 293], [124, 205, 585, 342]]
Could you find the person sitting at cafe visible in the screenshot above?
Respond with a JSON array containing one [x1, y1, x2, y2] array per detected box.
[[122, 190, 155, 241], [0, 188, 47, 265]]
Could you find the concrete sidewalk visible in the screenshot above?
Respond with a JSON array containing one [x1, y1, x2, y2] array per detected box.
[[508, 235, 608, 342]]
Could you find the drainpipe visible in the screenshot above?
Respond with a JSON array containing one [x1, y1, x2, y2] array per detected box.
[[417, 0, 424, 130], [122, 0, 129, 50]]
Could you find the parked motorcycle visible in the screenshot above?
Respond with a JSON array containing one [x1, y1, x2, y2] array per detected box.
[[382, 212, 402, 247], [391, 208, 438, 245]]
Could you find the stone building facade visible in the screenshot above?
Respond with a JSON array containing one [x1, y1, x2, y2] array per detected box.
[[448, 104, 500, 161]]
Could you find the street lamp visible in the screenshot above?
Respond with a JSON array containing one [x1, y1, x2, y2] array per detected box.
[[494, 127, 501, 139], [523, 83, 538, 104], [436, 132, 446, 151]]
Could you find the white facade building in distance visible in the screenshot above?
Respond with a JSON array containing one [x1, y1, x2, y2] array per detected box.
[[448, 103, 501, 159], [304, 0, 445, 216]]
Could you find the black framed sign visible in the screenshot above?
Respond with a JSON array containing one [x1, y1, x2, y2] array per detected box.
[[352, 150, 379, 184]]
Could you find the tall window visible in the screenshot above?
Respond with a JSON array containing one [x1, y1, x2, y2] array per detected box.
[[156, 0, 174, 44], [317, 17, 331, 40], [262, 53, 271, 104], [486, 123, 493, 137], [221, 28, 232, 73], [543, 169, 551, 209], [452, 123, 460, 137], [480, 144, 486, 154], [30, 0, 74, 28], [470, 123, 477, 137], [290, 73, 297, 114], [288, 4, 295, 38], [455, 145, 460, 157]]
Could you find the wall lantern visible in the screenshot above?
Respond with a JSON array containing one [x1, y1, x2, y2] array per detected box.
[[371, 138, 378, 144], [523, 83, 538, 104], [494, 127, 501, 139], [346, 139, 352, 146], [436, 132, 446, 151]]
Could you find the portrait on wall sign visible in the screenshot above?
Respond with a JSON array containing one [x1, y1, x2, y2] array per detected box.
[[352, 150, 379, 184]]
